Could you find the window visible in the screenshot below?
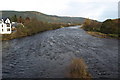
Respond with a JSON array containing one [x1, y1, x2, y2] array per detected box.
[[2, 29, 3, 32], [7, 28, 10, 31], [7, 24, 10, 27], [2, 25, 3, 27]]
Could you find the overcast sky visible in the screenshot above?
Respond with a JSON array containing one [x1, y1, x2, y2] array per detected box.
[[0, 0, 119, 21]]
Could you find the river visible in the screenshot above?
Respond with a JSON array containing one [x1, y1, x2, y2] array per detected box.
[[2, 26, 118, 78]]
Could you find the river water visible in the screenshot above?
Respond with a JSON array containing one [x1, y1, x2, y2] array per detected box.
[[2, 26, 118, 78]]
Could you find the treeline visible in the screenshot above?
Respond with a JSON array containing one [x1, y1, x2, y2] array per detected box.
[[82, 19, 102, 31], [101, 19, 119, 34], [82, 18, 120, 38], [10, 15, 31, 23], [2, 16, 73, 40]]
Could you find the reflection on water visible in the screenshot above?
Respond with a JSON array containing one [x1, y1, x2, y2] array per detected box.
[[68, 26, 81, 29]]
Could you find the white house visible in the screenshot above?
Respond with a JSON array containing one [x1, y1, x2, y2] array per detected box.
[[0, 18, 12, 34]]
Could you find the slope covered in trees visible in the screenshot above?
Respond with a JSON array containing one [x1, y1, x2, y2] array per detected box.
[[82, 18, 119, 39], [1, 11, 85, 24]]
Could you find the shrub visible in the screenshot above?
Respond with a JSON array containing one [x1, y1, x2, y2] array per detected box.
[[68, 58, 92, 79]]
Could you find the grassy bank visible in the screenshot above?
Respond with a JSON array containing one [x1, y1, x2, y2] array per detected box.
[[86, 31, 119, 39], [82, 18, 119, 39], [2, 18, 75, 40]]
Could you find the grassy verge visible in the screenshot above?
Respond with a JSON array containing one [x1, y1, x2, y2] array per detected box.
[[67, 58, 92, 79], [86, 31, 119, 39]]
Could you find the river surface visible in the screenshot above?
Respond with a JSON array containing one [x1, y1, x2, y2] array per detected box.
[[2, 26, 118, 78]]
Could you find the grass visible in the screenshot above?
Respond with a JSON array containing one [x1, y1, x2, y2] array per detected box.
[[108, 34, 119, 38], [67, 58, 92, 79], [86, 31, 119, 39], [0, 35, 2, 40]]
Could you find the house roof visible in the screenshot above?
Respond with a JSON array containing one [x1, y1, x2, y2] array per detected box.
[[0, 17, 11, 23], [5, 18, 11, 23]]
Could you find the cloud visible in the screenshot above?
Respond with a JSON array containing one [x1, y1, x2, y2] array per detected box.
[[56, 1, 118, 21], [0, 0, 119, 21], [72, 0, 119, 2]]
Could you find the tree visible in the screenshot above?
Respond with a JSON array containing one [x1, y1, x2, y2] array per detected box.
[[83, 18, 101, 31], [101, 19, 119, 34], [18, 16, 24, 23], [11, 15, 17, 22], [83, 18, 92, 31], [25, 17, 30, 23]]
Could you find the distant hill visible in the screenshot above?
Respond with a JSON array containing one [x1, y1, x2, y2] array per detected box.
[[1, 11, 86, 24]]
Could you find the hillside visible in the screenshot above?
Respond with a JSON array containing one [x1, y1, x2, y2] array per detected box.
[[1, 11, 85, 24]]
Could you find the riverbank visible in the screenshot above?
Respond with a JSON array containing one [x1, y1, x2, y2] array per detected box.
[[2, 21, 75, 41], [86, 31, 119, 39], [81, 18, 119, 39]]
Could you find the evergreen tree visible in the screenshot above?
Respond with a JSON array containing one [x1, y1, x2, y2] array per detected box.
[[11, 15, 17, 22]]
